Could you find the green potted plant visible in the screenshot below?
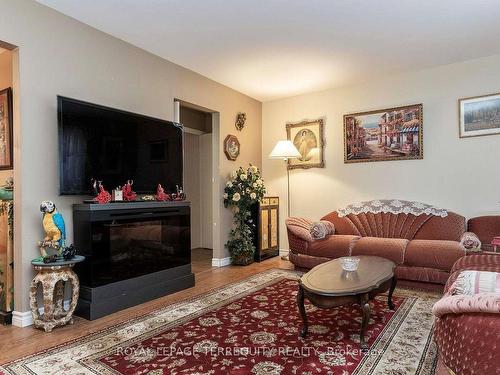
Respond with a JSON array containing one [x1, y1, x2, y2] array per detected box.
[[223, 164, 266, 265]]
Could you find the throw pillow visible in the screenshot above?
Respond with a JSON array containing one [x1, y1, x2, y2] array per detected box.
[[452, 270, 500, 295], [310, 221, 335, 240], [460, 232, 482, 252]]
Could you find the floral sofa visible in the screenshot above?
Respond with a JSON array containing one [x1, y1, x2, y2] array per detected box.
[[433, 253, 500, 375], [286, 200, 478, 285]]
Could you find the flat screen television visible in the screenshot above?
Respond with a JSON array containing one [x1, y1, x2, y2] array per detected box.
[[58, 96, 183, 195]]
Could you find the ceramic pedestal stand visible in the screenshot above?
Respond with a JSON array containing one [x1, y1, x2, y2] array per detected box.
[[29, 255, 84, 332]]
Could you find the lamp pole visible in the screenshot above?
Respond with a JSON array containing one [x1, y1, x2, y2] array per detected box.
[[286, 159, 291, 217], [268, 140, 301, 262]]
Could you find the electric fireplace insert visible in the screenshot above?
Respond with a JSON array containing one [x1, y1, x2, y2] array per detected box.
[[73, 201, 193, 320]]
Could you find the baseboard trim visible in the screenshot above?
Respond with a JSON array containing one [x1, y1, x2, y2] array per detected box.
[[12, 300, 71, 328], [12, 310, 32, 327], [212, 257, 231, 267], [279, 248, 289, 257]]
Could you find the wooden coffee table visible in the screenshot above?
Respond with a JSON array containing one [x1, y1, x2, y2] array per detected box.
[[297, 256, 396, 348]]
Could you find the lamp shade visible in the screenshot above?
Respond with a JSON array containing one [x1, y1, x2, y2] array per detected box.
[[269, 140, 301, 160]]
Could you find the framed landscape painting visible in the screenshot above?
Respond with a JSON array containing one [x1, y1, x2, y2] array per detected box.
[[0, 88, 13, 170], [286, 119, 324, 169], [344, 104, 423, 163], [459, 93, 500, 138]]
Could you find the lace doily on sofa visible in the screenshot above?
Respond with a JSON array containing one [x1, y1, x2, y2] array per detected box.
[[337, 200, 448, 218]]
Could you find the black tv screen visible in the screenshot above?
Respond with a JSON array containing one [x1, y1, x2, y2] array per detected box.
[[58, 96, 183, 195]]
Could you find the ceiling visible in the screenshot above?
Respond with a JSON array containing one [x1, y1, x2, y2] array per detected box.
[[36, 0, 500, 102]]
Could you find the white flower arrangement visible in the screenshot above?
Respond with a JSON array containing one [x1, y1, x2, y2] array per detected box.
[[223, 164, 266, 209], [224, 164, 266, 265]]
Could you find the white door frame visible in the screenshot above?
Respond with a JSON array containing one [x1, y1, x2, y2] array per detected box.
[[174, 100, 224, 265]]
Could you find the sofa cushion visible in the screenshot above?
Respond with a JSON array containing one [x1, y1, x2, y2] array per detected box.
[[351, 237, 408, 264], [404, 240, 464, 271], [395, 265, 449, 284], [307, 235, 360, 258], [413, 212, 466, 241]]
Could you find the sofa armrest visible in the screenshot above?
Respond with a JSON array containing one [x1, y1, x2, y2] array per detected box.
[[467, 215, 500, 251], [286, 217, 314, 242], [432, 293, 500, 318], [450, 253, 500, 274]]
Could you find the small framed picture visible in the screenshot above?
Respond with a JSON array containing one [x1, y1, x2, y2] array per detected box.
[[459, 93, 500, 138], [223, 134, 240, 161]]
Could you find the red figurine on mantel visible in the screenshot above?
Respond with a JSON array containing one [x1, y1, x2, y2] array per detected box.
[[93, 182, 112, 204], [122, 180, 137, 201], [155, 184, 171, 201]]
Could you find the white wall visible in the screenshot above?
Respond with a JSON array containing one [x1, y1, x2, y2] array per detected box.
[[0, 0, 261, 313], [262, 54, 500, 251]]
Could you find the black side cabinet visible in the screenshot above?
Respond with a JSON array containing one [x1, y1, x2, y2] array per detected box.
[[250, 197, 280, 262]]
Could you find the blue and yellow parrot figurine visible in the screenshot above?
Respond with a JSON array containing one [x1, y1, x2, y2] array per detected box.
[[40, 201, 66, 256]]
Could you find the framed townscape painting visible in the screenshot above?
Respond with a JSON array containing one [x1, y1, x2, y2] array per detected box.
[[459, 93, 500, 138], [344, 104, 423, 163], [286, 118, 324, 169], [0, 88, 13, 170]]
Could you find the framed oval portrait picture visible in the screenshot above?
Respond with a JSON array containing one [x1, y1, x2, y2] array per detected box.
[[286, 119, 324, 169]]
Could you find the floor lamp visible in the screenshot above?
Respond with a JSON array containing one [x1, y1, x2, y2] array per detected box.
[[269, 140, 301, 260]]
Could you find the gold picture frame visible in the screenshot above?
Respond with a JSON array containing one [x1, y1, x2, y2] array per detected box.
[[0, 88, 13, 170], [286, 119, 324, 170], [344, 104, 423, 163], [458, 92, 500, 138]]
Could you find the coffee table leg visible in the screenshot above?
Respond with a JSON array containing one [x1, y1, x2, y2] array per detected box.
[[297, 284, 308, 338], [388, 276, 397, 310], [359, 294, 370, 349]]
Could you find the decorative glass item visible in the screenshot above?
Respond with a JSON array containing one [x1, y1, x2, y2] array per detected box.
[[340, 257, 360, 272], [224, 165, 266, 265], [112, 188, 123, 201]]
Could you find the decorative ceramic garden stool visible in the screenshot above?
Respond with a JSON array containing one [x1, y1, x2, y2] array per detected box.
[[29, 255, 84, 332]]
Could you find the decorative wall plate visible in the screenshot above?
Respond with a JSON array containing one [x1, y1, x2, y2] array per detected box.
[[224, 134, 240, 161], [235, 112, 246, 131]]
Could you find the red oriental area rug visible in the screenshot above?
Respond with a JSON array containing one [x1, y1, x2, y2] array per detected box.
[[0, 269, 439, 375]]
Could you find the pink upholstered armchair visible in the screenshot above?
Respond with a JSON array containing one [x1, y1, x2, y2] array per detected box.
[[433, 253, 500, 375]]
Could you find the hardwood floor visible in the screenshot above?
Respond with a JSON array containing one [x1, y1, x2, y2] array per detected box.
[[191, 247, 214, 274], [0, 257, 293, 364]]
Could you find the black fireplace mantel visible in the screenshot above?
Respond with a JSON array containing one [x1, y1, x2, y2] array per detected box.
[[73, 201, 194, 320]]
